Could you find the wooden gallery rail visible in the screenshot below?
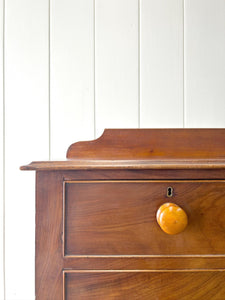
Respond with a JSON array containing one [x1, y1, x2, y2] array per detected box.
[[21, 129, 225, 299]]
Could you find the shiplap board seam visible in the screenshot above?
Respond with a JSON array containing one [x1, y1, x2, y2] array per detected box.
[[138, 0, 140, 128], [184, 0, 225, 127], [183, 0, 185, 128], [49, 0, 51, 159], [5, 0, 49, 298], [2, 0, 5, 297], [2, 0, 225, 298], [140, 0, 184, 128], [94, 0, 96, 139], [50, 0, 95, 159], [95, 0, 139, 136]]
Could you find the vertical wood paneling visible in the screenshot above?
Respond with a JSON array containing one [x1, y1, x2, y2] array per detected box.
[[5, 0, 49, 299], [95, 0, 139, 137], [51, 0, 94, 159], [0, 0, 4, 297], [140, 0, 183, 128], [2, 1, 225, 299], [185, 0, 225, 127]]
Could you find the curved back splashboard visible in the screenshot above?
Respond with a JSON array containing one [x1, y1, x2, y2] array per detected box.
[[67, 129, 225, 160]]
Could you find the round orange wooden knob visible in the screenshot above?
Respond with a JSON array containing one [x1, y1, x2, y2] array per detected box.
[[156, 203, 188, 235]]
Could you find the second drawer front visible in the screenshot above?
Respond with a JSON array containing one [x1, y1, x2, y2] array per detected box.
[[64, 271, 225, 300], [64, 180, 225, 256]]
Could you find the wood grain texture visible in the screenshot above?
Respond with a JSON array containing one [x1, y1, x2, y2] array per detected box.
[[21, 129, 225, 299], [67, 129, 225, 160], [95, 0, 138, 136], [64, 180, 225, 255], [185, 0, 225, 127], [140, 0, 183, 128], [21, 129, 225, 171], [64, 271, 225, 299], [36, 172, 64, 300], [21, 169, 225, 180], [61, 169, 225, 180], [20, 159, 225, 171], [51, 0, 94, 159], [63, 256, 225, 270]]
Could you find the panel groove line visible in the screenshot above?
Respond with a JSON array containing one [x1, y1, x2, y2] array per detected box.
[[93, 0, 96, 139], [48, 0, 51, 160], [182, 0, 185, 128], [0, 0, 4, 297], [5, 0, 49, 299], [185, 0, 225, 127], [95, 0, 139, 136], [51, 0, 95, 159], [140, 0, 184, 128], [138, 0, 140, 128]]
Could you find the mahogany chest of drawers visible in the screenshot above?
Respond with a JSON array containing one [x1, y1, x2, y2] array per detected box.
[[21, 129, 225, 299]]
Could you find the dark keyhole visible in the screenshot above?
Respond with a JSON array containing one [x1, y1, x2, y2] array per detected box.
[[167, 187, 173, 197]]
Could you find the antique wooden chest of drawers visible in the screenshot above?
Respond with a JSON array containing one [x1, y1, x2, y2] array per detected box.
[[21, 129, 225, 299]]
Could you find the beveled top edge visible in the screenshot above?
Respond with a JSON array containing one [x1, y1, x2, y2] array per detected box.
[[20, 159, 225, 171]]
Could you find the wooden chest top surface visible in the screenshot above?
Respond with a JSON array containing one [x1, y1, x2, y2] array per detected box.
[[21, 129, 225, 300]]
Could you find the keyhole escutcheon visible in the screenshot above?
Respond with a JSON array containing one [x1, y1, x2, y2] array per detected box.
[[167, 187, 173, 197]]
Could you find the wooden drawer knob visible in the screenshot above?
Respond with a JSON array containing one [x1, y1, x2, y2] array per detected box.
[[156, 203, 188, 235]]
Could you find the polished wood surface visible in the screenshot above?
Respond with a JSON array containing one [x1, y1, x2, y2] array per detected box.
[[156, 202, 188, 234], [21, 129, 225, 299], [67, 129, 225, 160], [20, 158, 225, 171], [63, 256, 225, 270], [61, 169, 225, 180], [64, 180, 225, 255], [64, 271, 225, 300], [36, 172, 64, 299], [21, 129, 225, 170]]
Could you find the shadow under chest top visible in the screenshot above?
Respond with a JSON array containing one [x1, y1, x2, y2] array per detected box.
[[21, 129, 225, 300]]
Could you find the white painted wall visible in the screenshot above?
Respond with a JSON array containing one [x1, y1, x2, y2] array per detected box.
[[1, 0, 225, 299]]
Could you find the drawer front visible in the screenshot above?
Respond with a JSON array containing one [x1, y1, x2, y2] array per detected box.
[[64, 180, 225, 256], [64, 271, 225, 300]]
